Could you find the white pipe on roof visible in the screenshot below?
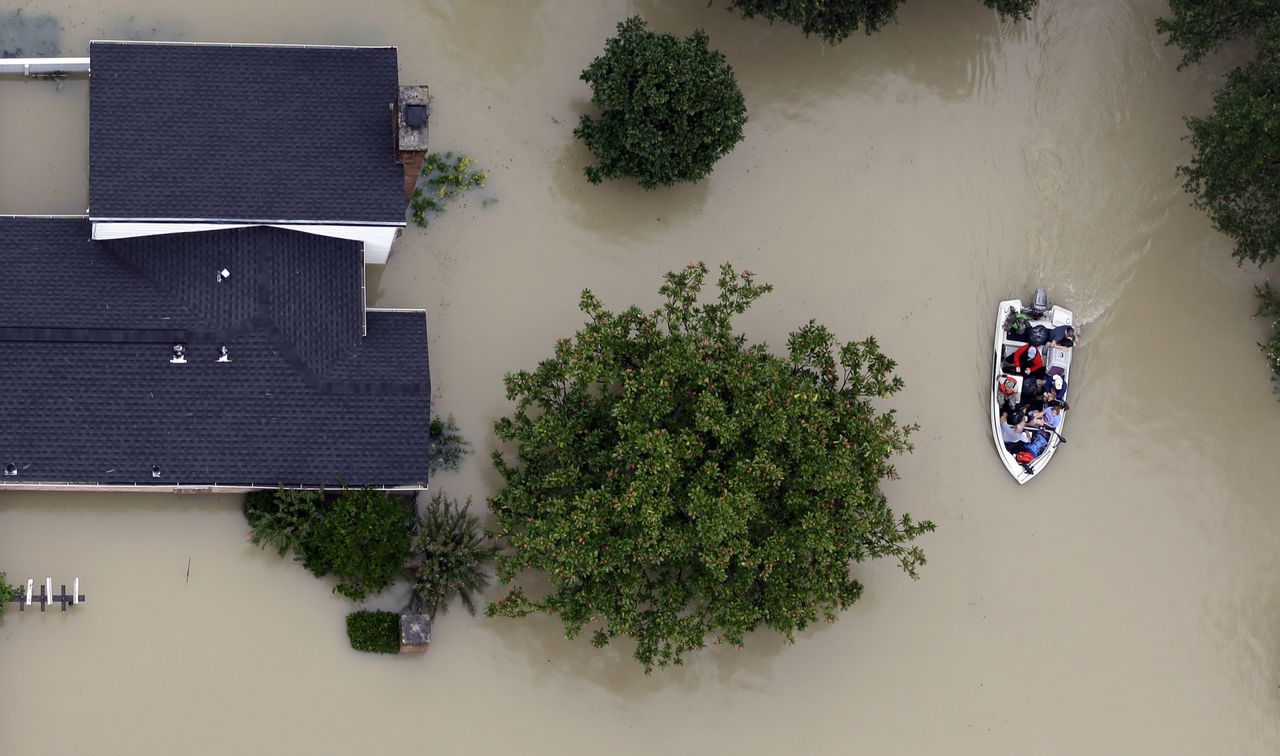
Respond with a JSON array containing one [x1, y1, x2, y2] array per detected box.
[[0, 58, 90, 74]]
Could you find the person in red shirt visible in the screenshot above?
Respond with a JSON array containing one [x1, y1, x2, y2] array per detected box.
[[1008, 344, 1045, 377]]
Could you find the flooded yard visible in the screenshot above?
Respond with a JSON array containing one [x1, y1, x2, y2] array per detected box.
[[2, 0, 1280, 753]]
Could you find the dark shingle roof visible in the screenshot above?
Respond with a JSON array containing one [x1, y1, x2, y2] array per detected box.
[[0, 218, 430, 488], [89, 41, 406, 225]]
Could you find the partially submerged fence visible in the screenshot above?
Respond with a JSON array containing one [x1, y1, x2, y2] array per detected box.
[[5, 578, 86, 612]]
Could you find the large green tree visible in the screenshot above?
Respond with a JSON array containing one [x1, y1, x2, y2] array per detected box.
[[722, 0, 1038, 45], [486, 263, 934, 670], [1157, 0, 1280, 68], [575, 17, 747, 189], [1179, 30, 1280, 266]]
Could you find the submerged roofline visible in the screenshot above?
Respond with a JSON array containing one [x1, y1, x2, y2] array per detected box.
[[0, 482, 427, 493], [91, 217, 405, 227], [91, 40, 396, 51]]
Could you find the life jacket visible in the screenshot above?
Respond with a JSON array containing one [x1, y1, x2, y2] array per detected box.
[[997, 375, 1018, 396]]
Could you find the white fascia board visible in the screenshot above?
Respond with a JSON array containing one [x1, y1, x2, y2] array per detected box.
[[91, 222, 399, 262], [269, 224, 397, 263], [92, 222, 253, 240]]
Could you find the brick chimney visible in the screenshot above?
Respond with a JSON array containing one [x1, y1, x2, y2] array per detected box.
[[394, 86, 430, 201]]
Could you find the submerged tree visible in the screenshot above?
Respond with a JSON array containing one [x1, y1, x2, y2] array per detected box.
[[1179, 25, 1280, 265], [1156, 0, 1280, 68], [722, 0, 1038, 45], [405, 491, 496, 618], [487, 263, 934, 670], [576, 17, 747, 189]]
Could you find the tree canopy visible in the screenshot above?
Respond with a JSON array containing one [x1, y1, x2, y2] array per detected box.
[[722, 0, 1038, 45], [486, 263, 934, 670], [1156, 0, 1280, 68], [0, 572, 12, 617], [1178, 24, 1280, 266], [575, 17, 747, 189]]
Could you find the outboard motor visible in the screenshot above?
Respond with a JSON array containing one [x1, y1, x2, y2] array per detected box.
[[1029, 288, 1050, 318]]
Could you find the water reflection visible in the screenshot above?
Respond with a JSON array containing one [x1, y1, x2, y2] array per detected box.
[[549, 135, 711, 243]]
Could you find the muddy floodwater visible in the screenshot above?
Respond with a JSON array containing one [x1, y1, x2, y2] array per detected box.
[[3, 0, 1280, 753]]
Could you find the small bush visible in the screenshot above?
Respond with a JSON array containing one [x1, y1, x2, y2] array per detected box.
[[409, 152, 488, 228], [346, 610, 400, 654], [0, 572, 13, 617], [244, 488, 325, 564], [428, 414, 471, 475]]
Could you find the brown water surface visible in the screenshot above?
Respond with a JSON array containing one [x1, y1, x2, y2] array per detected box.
[[3, 1, 1280, 754]]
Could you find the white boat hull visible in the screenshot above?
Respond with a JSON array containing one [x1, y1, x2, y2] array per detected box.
[[990, 298, 1073, 484]]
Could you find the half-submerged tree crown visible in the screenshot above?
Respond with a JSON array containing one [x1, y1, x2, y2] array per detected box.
[[575, 17, 747, 189], [487, 263, 934, 670], [723, 0, 1038, 45]]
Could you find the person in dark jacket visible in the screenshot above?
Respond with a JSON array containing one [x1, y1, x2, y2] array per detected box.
[[1049, 325, 1077, 349]]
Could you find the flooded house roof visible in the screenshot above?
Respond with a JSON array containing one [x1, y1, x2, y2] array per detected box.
[[0, 218, 430, 489], [87, 41, 406, 227]]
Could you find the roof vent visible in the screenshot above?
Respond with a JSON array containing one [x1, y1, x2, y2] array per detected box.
[[170, 344, 186, 364], [3, 463, 16, 477], [151, 465, 161, 479], [216, 268, 231, 283], [217, 346, 231, 363], [404, 103, 427, 128]]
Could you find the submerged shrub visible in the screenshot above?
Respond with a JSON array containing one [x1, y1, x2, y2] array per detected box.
[[1257, 282, 1280, 387], [428, 414, 472, 475], [346, 610, 400, 654], [409, 152, 489, 228], [0, 572, 12, 617], [406, 491, 495, 619], [244, 487, 414, 602]]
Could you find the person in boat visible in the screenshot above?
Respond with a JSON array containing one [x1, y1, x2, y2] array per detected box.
[[1049, 373, 1067, 400], [1031, 400, 1069, 430], [1007, 344, 1046, 377], [1049, 325, 1077, 349], [999, 409, 1032, 453], [1004, 306, 1031, 340]]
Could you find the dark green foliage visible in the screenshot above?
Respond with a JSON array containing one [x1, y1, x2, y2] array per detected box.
[[487, 263, 935, 670], [312, 489, 415, 601], [428, 414, 472, 475], [722, 0, 1037, 45], [1179, 27, 1280, 265], [345, 610, 401, 654], [575, 17, 747, 189], [409, 152, 488, 228], [1156, 0, 1280, 68], [1257, 282, 1280, 383], [406, 491, 496, 618], [0, 572, 12, 617], [982, 0, 1037, 20], [244, 487, 414, 602], [244, 488, 326, 565]]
